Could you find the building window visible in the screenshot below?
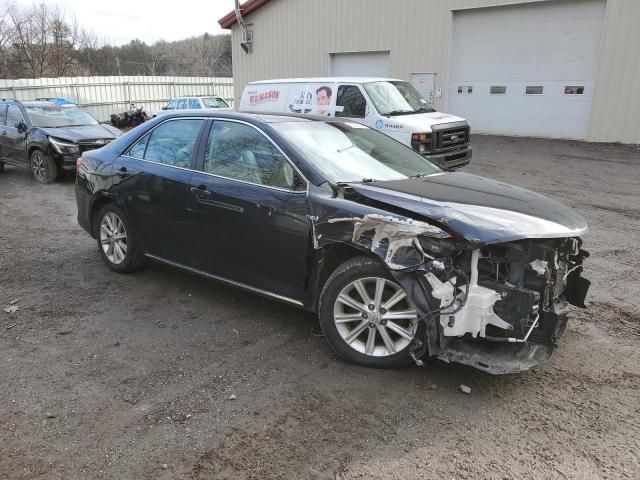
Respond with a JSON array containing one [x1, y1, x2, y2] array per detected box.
[[564, 86, 585, 95], [457, 85, 473, 94], [525, 86, 544, 95], [490, 86, 507, 95]]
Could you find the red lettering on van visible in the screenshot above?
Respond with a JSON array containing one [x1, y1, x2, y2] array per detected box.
[[249, 90, 280, 105]]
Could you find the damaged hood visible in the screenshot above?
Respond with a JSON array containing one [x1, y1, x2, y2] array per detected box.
[[346, 172, 588, 245], [40, 124, 120, 143]]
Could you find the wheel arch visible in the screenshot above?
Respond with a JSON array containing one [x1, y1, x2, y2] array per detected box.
[[306, 241, 383, 312], [90, 195, 115, 238]]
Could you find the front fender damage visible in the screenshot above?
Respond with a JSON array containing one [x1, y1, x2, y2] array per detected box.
[[308, 185, 590, 374]]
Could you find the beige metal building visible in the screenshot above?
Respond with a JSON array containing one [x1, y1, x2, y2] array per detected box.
[[220, 0, 640, 144]]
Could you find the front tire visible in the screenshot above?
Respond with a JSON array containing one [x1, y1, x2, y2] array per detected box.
[[30, 150, 57, 184], [95, 203, 145, 273], [319, 256, 422, 369]]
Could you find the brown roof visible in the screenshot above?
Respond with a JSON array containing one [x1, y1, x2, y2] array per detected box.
[[218, 0, 273, 29]]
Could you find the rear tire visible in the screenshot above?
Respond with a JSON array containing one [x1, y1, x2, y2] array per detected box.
[[0, 162, 5, 173], [95, 203, 145, 273], [319, 256, 423, 369], [30, 150, 57, 184]]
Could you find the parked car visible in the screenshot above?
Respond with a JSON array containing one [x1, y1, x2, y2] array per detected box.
[[240, 77, 472, 170], [153, 95, 231, 117], [75, 111, 590, 374], [0, 99, 122, 183]]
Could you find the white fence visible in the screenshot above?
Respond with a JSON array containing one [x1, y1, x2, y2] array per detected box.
[[0, 76, 234, 122]]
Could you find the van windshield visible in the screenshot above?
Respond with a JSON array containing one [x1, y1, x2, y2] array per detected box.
[[363, 81, 434, 116], [272, 120, 442, 184]]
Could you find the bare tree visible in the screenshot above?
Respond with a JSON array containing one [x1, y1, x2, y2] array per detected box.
[[0, 2, 232, 79]]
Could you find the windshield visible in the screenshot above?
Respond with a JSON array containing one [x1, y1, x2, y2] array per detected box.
[[273, 121, 442, 184], [25, 104, 99, 127], [363, 81, 433, 116], [203, 97, 229, 109]]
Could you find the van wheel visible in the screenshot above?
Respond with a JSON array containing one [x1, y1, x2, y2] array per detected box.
[[319, 256, 423, 369], [30, 150, 57, 184]]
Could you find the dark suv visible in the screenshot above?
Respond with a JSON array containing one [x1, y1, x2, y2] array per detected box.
[[0, 99, 122, 183]]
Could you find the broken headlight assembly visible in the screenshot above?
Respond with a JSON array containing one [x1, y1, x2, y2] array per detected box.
[[49, 137, 80, 155]]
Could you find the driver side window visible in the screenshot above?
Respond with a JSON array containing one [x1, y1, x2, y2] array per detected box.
[[7, 105, 24, 128], [335, 86, 366, 118]]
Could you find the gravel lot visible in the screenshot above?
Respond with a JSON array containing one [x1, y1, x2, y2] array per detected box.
[[1, 135, 639, 480]]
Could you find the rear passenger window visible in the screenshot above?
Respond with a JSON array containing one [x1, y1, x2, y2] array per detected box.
[[177, 99, 187, 109], [129, 119, 203, 168], [188, 98, 201, 109], [204, 120, 297, 190], [335, 86, 366, 118], [128, 133, 149, 158]]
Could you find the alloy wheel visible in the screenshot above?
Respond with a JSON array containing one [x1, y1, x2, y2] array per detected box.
[[31, 152, 46, 181], [100, 212, 128, 265], [333, 277, 418, 357]]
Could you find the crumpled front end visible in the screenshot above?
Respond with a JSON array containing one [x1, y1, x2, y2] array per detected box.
[[309, 183, 590, 374]]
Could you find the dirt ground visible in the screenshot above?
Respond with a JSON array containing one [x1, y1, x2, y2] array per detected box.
[[1, 135, 639, 480]]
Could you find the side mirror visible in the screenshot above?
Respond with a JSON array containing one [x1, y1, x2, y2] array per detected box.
[[17, 121, 27, 134]]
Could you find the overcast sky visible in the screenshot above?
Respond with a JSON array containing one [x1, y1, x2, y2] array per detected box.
[[14, 0, 237, 45]]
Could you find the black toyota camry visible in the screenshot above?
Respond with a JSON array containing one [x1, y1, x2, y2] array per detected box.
[[75, 111, 590, 374]]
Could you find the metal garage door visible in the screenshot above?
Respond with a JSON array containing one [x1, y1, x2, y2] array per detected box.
[[330, 51, 390, 77], [447, 0, 606, 139]]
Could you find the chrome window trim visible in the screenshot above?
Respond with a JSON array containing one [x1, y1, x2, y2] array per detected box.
[[122, 115, 310, 194], [146, 253, 304, 307], [124, 116, 207, 161]]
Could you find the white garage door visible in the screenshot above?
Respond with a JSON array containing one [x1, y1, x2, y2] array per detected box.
[[447, 0, 606, 139], [330, 51, 390, 77]]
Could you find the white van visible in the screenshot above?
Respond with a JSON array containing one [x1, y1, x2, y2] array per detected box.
[[240, 77, 471, 169]]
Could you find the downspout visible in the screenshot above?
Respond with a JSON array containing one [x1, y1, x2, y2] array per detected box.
[[235, 0, 252, 53]]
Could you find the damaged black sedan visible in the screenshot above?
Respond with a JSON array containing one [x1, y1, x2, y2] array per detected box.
[[75, 112, 590, 374]]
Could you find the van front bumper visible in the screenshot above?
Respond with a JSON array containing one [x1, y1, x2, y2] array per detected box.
[[424, 146, 472, 170]]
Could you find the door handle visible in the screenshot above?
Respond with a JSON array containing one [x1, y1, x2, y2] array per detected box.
[[190, 185, 211, 197]]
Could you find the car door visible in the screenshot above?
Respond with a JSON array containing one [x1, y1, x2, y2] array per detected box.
[[0, 104, 7, 160], [111, 117, 206, 265], [2, 105, 28, 164], [186, 119, 310, 301]]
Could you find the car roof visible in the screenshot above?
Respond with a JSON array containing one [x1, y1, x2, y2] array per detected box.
[[21, 100, 61, 107], [173, 95, 223, 99], [248, 77, 403, 85], [159, 110, 339, 125]]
